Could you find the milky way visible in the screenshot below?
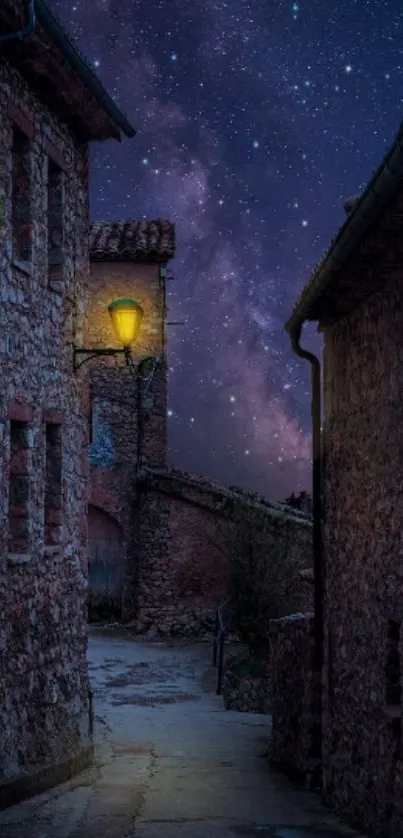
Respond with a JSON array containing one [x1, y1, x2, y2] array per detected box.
[[54, 0, 403, 500]]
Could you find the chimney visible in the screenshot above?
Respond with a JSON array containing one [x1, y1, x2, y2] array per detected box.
[[343, 194, 361, 215]]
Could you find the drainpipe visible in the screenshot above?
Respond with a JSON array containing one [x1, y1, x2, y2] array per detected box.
[[136, 361, 145, 469], [136, 356, 160, 468], [0, 0, 35, 43], [289, 323, 323, 779]]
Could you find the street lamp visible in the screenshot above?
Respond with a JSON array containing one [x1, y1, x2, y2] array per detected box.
[[73, 298, 144, 371]]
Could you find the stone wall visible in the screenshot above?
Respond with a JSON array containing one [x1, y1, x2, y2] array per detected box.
[[0, 58, 91, 794], [319, 243, 403, 835], [132, 467, 313, 635], [223, 651, 271, 714], [85, 260, 168, 619], [268, 614, 321, 787]]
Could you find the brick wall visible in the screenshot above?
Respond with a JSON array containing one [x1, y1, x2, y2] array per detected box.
[[85, 260, 167, 618], [131, 468, 313, 636], [0, 58, 91, 789]]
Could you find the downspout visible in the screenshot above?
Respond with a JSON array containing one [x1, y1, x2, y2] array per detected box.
[[136, 361, 145, 469], [160, 265, 168, 464], [0, 0, 35, 43], [136, 356, 160, 468], [289, 322, 323, 784]]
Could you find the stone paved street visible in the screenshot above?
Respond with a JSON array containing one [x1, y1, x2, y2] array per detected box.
[[0, 627, 364, 838]]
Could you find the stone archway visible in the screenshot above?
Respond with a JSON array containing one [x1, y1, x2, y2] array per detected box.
[[87, 505, 124, 622]]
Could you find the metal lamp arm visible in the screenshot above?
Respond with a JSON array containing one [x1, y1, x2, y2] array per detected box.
[[73, 346, 131, 371]]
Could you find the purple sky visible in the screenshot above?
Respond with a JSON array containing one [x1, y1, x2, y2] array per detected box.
[[54, 0, 403, 500]]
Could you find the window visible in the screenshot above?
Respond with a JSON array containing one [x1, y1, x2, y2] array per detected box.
[[44, 423, 62, 545], [11, 125, 33, 264], [8, 420, 31, 554], [47, 157, 64, 288]]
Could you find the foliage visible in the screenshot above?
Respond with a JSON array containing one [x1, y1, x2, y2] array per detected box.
[[281, 490, 312, 513], [216, 500, 298, 654], [231, 655, 263, 678]]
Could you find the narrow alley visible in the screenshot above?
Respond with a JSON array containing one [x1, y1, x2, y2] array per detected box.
[[0, 627, 364, 838]]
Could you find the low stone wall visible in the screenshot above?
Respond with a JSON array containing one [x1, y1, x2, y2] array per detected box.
[[223, 664, 271, 714], [269, 613, 321, 787], [132, 467, 313, 636]]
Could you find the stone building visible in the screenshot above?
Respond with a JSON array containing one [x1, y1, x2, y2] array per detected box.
[[83, 238, 314, 631], [86, 220, 176, 621], [282, 118, 403, 835], [0, 0, 134, 805], [132, 467, 312, 635]]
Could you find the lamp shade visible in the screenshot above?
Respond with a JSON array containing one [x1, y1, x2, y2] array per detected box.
[[108, 298, 144, 347]]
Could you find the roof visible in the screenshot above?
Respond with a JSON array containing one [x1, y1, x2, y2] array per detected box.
[[89, 220, 176, 263], [285, 120, 403, 333], [0, 0, 135, 141]]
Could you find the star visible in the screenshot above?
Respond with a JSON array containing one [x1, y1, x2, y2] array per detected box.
[[58, 0, 390, 503]]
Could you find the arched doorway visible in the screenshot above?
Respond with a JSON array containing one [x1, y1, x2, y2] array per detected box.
[[88, 505, 124, 622]]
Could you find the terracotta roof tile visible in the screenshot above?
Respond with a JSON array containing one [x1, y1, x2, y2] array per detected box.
[[343, 194, 362, 215], [89, 220, 176, 263]]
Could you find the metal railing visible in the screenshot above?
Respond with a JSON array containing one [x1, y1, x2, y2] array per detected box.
[[212, 596, 232, 695], [88, 686, 94, 738]]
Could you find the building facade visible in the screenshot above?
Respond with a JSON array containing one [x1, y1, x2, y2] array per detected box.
[[0, 0, 134, 805], [86, 220, 175, 621], [284, 120, 403, 835]]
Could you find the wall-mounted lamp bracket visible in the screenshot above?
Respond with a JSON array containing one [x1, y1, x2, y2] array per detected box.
[[73, 346, 132, 372]]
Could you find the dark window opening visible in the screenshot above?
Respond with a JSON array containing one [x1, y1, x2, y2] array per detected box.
[[47, 158, 64, 287], [385, 619, 401, 706], [11, 126, 32, 263], [8, 420, 31, 554], [44, 423, 62, 545]]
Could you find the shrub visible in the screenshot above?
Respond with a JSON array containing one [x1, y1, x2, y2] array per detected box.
[[218, 500, 298, 654]]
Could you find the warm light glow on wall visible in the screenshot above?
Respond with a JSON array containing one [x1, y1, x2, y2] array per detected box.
[[108, 298, 144, 348]]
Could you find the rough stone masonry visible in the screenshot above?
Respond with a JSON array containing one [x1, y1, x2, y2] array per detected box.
[[0, 0, 134, 805], [86, 220, 176, 621]]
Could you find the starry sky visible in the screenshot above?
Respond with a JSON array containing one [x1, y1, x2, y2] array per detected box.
[[54, 0, 403, 500]]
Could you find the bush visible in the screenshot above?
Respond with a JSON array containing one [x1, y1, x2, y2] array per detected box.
[[221, 500, 298, 654]]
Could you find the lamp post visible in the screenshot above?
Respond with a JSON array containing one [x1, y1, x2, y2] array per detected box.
[[73, 298, 144, 371]]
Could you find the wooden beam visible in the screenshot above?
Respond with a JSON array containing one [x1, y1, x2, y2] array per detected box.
[[8, 102, 35, 139]]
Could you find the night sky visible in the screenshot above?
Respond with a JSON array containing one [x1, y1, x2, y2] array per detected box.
[[54, 0, 402, 500]]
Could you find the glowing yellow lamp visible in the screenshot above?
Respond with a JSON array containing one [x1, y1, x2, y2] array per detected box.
[[108, 298, 144, 348]]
